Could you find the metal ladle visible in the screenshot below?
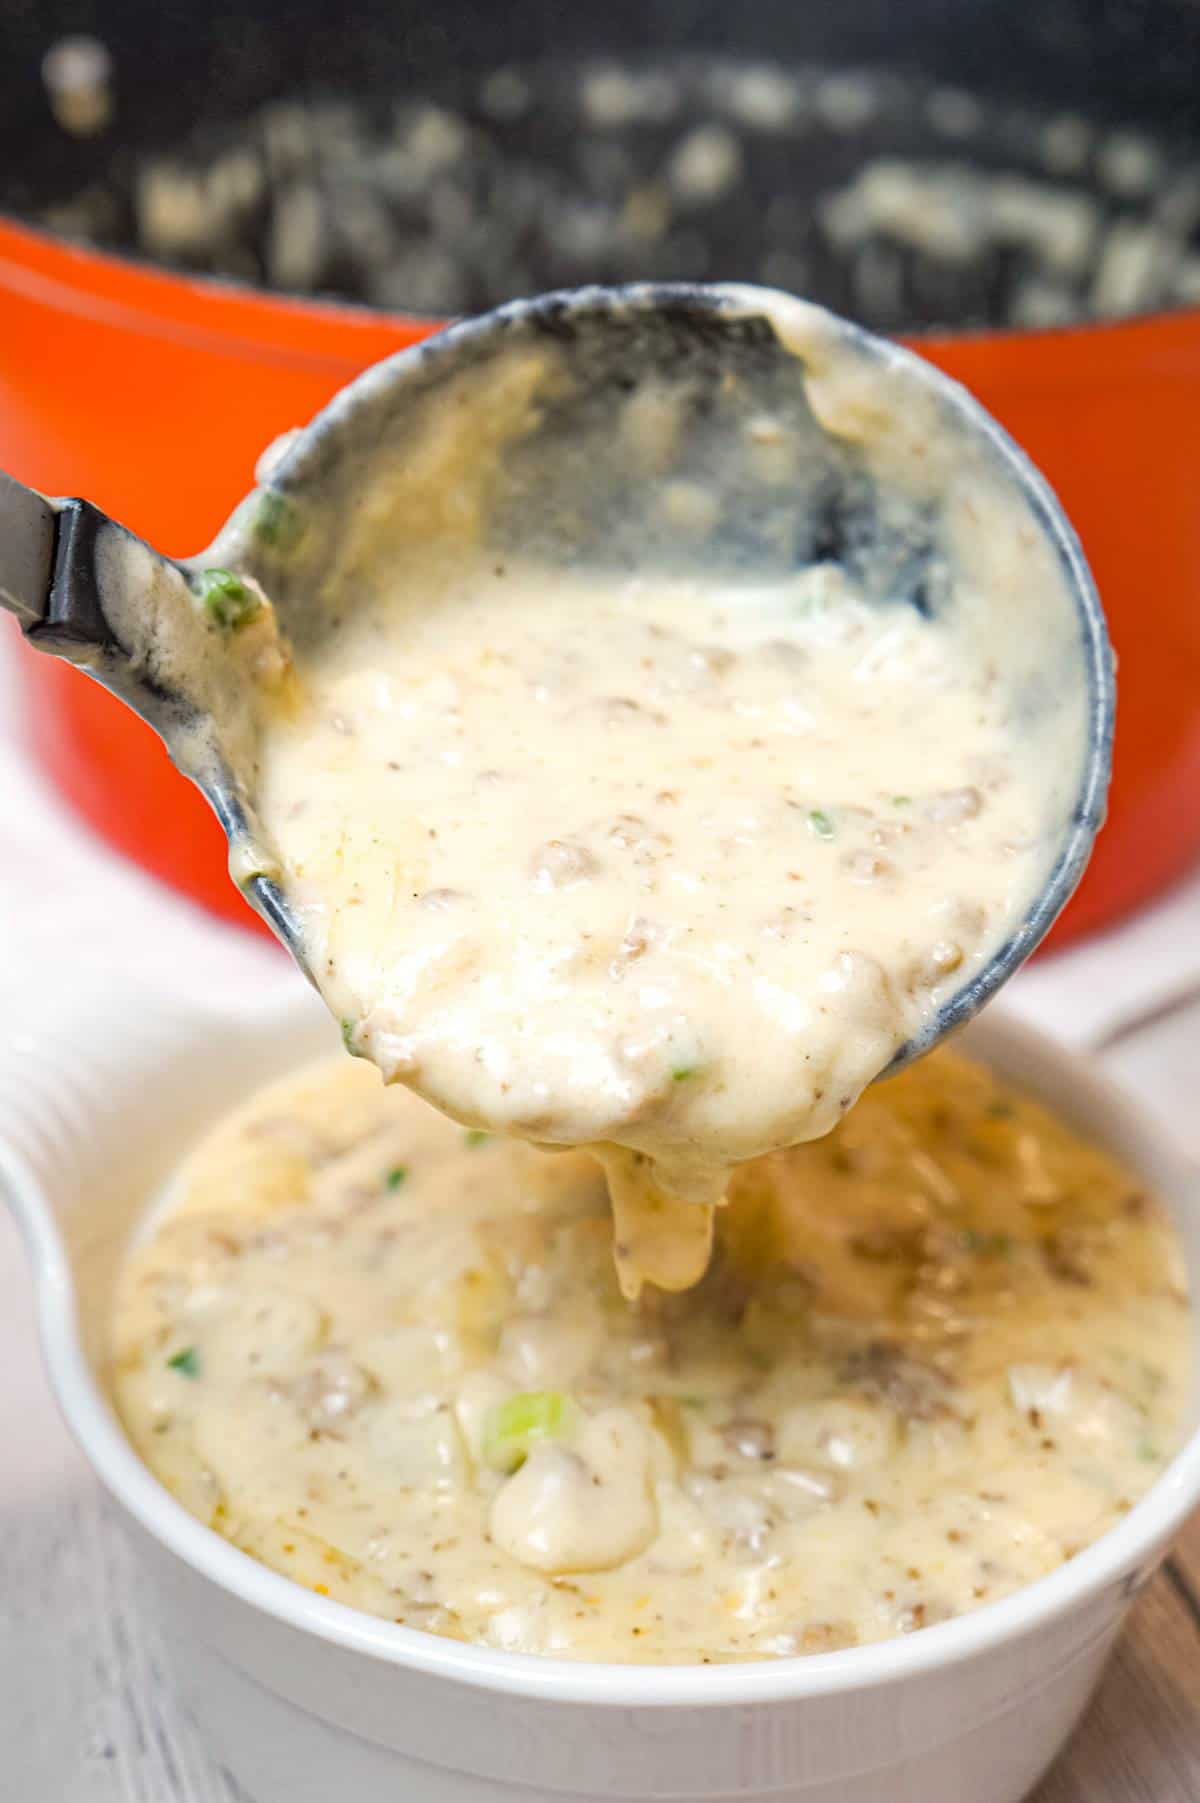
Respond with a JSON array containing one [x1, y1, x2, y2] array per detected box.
[[0, 283, 1113, 1069]]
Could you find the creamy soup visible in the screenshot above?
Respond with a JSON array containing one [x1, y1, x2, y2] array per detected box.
[[255, 558, 1067, 1299], [96, 292, 1095, 1295], [114, 1047, 1189, 1663]]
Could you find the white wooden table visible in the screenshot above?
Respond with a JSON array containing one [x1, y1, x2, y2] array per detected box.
[[3, 628, 1199, 1800]]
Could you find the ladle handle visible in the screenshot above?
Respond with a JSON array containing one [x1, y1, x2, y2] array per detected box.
[[0, 466, 308, 970], [0, 468, 131, 658]]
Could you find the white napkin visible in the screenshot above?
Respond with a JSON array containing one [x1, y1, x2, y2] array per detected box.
[[0, 626, 298, 1027]]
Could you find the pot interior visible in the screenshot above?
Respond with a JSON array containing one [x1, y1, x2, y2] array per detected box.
[[3, 0, 1200, 334]]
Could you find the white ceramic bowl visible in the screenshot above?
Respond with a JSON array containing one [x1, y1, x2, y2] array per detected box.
[[3, 986, 1199, 1803]]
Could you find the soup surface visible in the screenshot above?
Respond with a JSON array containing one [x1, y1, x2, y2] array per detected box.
[[114, 1046, 1189, 1663], [26, 54, 1200, 334]]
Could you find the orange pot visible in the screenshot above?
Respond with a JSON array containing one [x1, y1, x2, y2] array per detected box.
[[3, 217, 1198, 947]]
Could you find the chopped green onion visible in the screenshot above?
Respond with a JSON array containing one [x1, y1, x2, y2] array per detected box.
[[671, 1064, 702, 1082], [340, 1018, 357, 1053], [960, 1229, 1013, 1258], [483, 1391, 578, 1474], [792, 590, 828, 618], [385, 1165, 408, 1190], [892, 795, 912, 807], [463, 1129, 490, 1148], [192, 567, 262, 632], [808, 809, 836, 840], [1138, 1440, 1162, 1464], [167, 1346, 200, 1378], [253, 490, 304, 551]]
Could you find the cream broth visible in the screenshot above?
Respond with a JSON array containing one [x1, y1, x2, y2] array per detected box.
[[259, 562, 1059, 1298], [94, 295, 1094, 1295], [253, 554, 1069, 1295], [114, 1048, 1189, 1664]]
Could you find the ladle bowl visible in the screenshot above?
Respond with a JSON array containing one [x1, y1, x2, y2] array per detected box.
[[0, 282, 1113, 1069]]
